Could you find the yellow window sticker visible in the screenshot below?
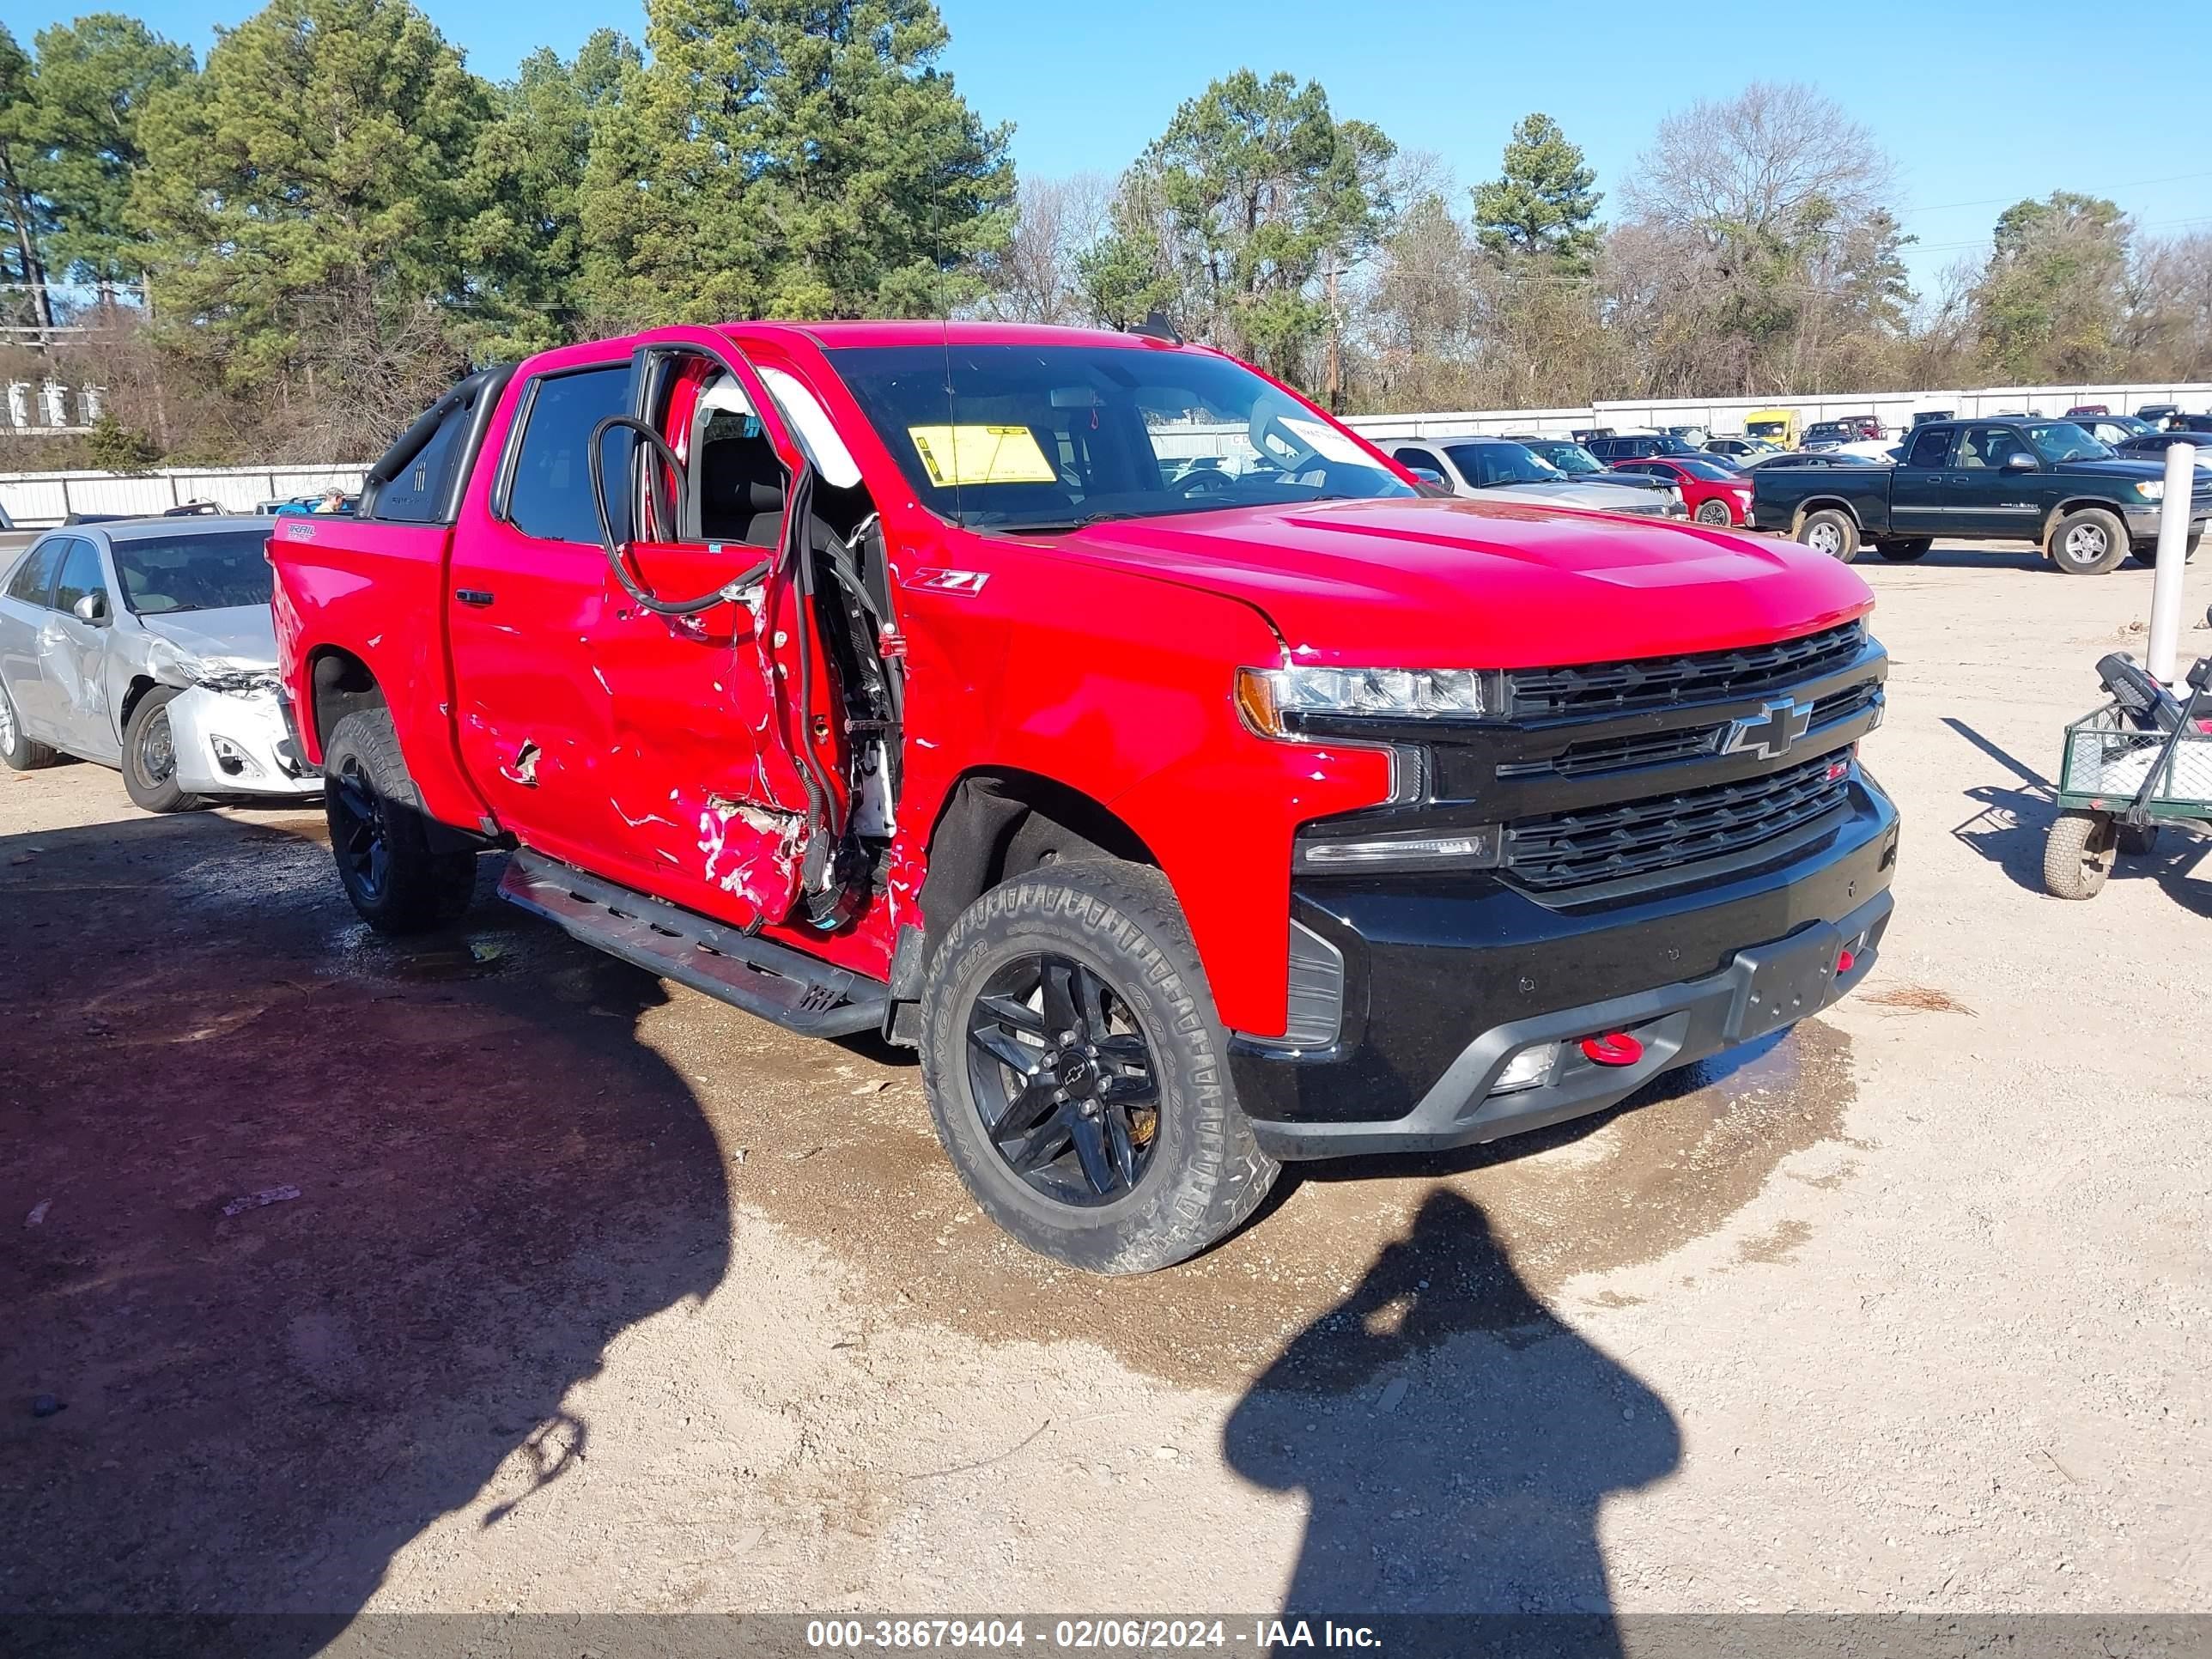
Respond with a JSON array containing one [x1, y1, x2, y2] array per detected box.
[[908, 425, 1057, 487]]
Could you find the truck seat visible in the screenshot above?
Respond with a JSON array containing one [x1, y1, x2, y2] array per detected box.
[[696, 434, 788, 547]]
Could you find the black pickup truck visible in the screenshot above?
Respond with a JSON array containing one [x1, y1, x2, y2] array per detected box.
[[1750, 416, 2212, 574]]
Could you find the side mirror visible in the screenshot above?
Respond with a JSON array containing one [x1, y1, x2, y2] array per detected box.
[[2003, 452, 2039, 471], [1407, 466, 1447, 487], [72, 592, 107, 625]]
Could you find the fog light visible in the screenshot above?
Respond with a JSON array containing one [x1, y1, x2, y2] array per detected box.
[[1297, 823, 1503, 869], [1492, 1042, 1559, 1094], [209, 736, 261, 778]]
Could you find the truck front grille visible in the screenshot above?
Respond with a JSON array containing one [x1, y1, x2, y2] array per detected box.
[[1505, 621, 1867, 720], [1504, 750, 1851, 893], [1496, 680, 1883, 782]]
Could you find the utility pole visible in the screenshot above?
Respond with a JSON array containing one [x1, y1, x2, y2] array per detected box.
[[1324, 260, 1342, 412]]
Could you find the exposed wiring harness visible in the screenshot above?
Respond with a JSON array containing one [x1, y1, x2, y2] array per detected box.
[[587, 415, 770, 616]]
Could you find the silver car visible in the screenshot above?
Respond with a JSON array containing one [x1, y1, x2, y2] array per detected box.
[[0, 516, 320, 811], [1390, 437, 1687, 519]]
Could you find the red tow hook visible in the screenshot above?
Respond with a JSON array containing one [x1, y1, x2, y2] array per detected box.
[[1837, 948, 1856, 975], [1580, 1030, 1644, 1067]]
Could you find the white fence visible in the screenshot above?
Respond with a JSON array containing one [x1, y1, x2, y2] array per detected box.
[[6, 377, 2211, 526], [1339, 381, 2212, 442], [0, 464, 368, 527]]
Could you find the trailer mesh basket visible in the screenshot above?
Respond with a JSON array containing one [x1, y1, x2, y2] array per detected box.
[[2060, 703, 2212, 809]]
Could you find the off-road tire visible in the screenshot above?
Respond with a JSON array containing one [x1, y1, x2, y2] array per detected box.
[[0, 680, 58, 771], [122, 684, 205, 813], [2130, 528, 2202, 567], [919, 860, 1279, 1274], [2049, 507, 2127, 575], [1797, 508, 1860, 562], [322, 706, 477, 933], [2043, 810, 2115, 900], [1875, 538, 1930, 562]]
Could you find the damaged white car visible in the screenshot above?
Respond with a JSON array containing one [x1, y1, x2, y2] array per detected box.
[[0, 517, 320, 811]]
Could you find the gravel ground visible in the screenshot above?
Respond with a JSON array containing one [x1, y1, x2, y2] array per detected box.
[[3, 540, 2209, 1625]]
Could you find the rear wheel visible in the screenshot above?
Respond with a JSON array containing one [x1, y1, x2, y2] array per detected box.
[[1797, 508, 1860, 562], [2043, 810, 2115, 900], [0, 680, 58, 771], [1694, 498, 1734, 526], [1875, 538, 1930, 562], [2049, 508, 2126, 575], [322, 706, 477, 933], [122, 685, 205, 813], [919, 860, 1278, 1274]]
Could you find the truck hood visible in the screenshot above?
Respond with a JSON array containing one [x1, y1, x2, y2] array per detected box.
[[2057, 458, 2171, 483], [1057, 496, 1873, 668]]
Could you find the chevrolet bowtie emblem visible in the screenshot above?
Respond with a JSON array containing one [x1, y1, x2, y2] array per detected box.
[[1719, 697, 1814, 761]]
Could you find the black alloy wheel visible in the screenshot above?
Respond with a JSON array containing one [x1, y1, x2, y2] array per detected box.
[[330, 753, 393, 906], [964, 951, 1160, 1206]]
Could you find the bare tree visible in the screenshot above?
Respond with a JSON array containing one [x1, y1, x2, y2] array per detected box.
[[1626, 82, 1892, 243], [982, 173, 1113, 325]]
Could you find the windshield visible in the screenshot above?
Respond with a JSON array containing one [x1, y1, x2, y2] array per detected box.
[[1521, 441, 1603, 475], [826, 343, 1413, 532], [1444, 442, 1565, 488], [1746, 419, 1790, 440], [1674, 458, 1741, 483], [110, 531, 274, 615], [2023, 422, 2112, 465]]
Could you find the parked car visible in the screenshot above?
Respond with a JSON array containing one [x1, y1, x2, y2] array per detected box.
[[268, 322, 1899, 1273], [2172, 413, 2212, 434], [1664, 424, 1711, 447], [2065, 404, 2110, 418], [1749, 417, 2211, 573], [2117, 432, 2212, 466], [1743, 408, 1799, 448], [1506, 436, 1693, 508], [1911, 410, 1954, 427], [0, 516, 323, 808], [1805, 416, 1884, 449], [1610, 455, 1756, 526], [1585, 431, 1705, 462], [1391, 437, 1688, 519], [2072, 416, 2154, 447], [1706, 435, 1784, 460], [2137, 404, 2181, 428]]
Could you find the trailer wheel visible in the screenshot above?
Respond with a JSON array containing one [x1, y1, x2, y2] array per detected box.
[[2117, 823, 2160, 858], [919, 859, 1278, 1274], [2043, 810, 2115, 899], [1875, 538, 1930, 562], [322, 707, 477, 933], [2049, 508, 2126, 575], [1797, 508, 1860, 562]]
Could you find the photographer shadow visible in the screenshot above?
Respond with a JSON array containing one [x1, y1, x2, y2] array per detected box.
[[1224, 1191, 1677, 1647]]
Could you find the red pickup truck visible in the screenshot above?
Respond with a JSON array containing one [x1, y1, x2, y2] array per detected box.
[[270, 321, 1899, 1273]]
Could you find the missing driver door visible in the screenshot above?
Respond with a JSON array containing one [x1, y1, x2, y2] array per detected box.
[[588, 337, 844, 931]]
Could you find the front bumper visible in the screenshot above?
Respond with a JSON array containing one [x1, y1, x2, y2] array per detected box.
[[168, 685, 323, 799], [1231, 775, 1899, 1159], [2122, 504, 2211, 542]]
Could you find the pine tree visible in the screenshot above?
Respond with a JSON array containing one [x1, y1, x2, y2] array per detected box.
[[578, 0, 1013, 325], [26, 14, 194, 295], [1470, 113, 1601, 273], [131, 0, 489, 396]]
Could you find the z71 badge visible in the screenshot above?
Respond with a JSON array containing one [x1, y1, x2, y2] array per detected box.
[[908, 568, 989, 595]]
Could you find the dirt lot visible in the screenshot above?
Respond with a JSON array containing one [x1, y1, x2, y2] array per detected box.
[[4, 542, 2210, 1626]]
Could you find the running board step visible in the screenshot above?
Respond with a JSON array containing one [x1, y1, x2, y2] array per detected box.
[[496, 849, 888, 1038]]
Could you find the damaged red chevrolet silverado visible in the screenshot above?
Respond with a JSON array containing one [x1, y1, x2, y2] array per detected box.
[[270, 322, 1899, 1273]]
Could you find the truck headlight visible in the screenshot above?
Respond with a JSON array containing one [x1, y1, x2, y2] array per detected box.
[[1296, 823, 1503, 870], [2136, 480, 2166, 502], [1237, 665, 1504, 735]]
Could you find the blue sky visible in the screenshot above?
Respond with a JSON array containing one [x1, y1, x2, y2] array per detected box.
[[16, 0, 2212, 294]]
